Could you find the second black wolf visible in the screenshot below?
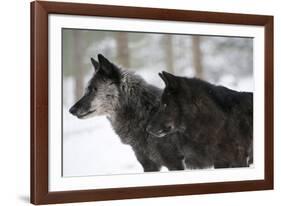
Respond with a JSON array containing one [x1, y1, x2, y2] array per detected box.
[[147, 71, 253, 169], [69, 55, 184, 172]]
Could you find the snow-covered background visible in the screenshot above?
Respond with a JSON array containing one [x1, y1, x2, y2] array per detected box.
[[62, 29, 253, 177]]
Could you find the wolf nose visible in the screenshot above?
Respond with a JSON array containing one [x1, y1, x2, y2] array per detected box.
[[164, 125, 172, 131], [69, 106, 77, 115]]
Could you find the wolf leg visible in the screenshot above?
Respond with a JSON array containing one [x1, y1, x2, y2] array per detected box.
[[162, 154, 185, 171], [232, 155, 249, 168], [165, 161, 185, 171], [214, 161, 230, 168], [134, 151, 161, 172]]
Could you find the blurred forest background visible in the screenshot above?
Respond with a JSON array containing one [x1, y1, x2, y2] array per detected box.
[[63, 29, 253, 105], [62, 29, 253, 177]]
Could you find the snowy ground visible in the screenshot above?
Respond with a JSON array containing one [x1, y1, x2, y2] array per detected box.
[[63, 70, 253, 177], [63, 108, 144, 177]]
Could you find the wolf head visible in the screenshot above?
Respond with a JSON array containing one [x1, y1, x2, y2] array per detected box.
[[146, 71, 196, 137], [69, 54, 121, 119]]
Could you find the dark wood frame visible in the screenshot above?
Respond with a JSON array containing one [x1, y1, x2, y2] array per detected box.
[[31, 0, 274, 204]]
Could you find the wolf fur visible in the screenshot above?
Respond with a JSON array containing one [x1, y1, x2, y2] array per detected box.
[[147, 71, 253, 169], [69, 55, 184, 172]]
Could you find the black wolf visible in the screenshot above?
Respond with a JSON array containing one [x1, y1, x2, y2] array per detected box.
[[69, 55, 184, 172], [147, 71, 253, 169]]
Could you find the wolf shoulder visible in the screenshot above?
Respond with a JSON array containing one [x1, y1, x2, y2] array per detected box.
[[208, 83, 253, 113]]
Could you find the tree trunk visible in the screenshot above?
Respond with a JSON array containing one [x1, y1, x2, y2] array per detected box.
[[163, 35, 174, 73], [116, 32, 130, 68], [192, 36, 203, 78], [72, 30, 85, 100]]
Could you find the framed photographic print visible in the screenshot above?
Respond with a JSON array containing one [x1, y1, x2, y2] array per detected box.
[[30, 1, 274, 204]]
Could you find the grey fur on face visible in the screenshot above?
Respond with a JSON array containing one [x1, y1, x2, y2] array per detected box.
[[75, 65, 146, 119], [86, 75, 120, 118], [69, 57, 120, 119]]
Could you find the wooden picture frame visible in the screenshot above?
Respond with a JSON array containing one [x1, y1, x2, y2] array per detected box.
[[31, 1, 274, 204]]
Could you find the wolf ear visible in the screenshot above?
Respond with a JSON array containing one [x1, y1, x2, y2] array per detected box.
[[159, 72, 169, 86], [98, 54, 115, 76], [90, 57, 99, 71], [160, 71, 178, 89]]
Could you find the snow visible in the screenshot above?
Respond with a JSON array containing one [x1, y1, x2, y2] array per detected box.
[[63, 106, 143, 177]]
